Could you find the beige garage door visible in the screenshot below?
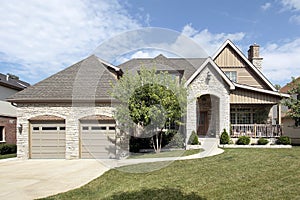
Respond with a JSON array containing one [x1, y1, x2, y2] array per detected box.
[[30, 121, 66, 159], [80, 120, 116, 159]]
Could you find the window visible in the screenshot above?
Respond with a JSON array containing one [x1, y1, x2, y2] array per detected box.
[[91, 126, 106, 130], [42, 127, 57, 131], [0, 127, 4, 142], [230, 108, 253, 124], [225, 71, 237, 82]]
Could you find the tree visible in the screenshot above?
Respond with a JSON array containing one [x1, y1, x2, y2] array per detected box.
[[283, 78, 300, 126], [111, 67, 187, 153]]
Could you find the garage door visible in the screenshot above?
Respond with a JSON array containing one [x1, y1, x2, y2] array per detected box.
[[80, 120, 116, 159], [30, 121, 66, 159]]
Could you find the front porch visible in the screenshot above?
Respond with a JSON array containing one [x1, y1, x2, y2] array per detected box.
[[230, 124, 282, 138]]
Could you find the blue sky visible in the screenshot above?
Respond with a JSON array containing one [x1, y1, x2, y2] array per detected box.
[[0, 0, 300, 86]]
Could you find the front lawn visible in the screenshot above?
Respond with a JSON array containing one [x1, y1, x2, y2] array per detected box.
[[43, 148, 300, 200], [0, 153, 16, 159], [128, 149, 202, 159]]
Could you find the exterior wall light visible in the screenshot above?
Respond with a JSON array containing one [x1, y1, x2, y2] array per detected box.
[[18, 124, 23, 134]]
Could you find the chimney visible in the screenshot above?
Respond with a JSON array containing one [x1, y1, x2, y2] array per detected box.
[[248, 43, 263, 71]]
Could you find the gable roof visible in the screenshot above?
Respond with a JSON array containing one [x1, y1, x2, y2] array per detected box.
[[0, 73, 30, 91], [7, 55, 120, 103], [212, 39, 277, 91], [118, 54, 207, 80], [185, 57, 235, 90]]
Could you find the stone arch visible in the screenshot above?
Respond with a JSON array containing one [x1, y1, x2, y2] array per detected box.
[[196, 94, 220, 137], [29, 114, 65, 121]]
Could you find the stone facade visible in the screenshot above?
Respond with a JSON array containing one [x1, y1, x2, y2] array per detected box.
[[16, 103, 117, 159], [186, 62, 230, 142]]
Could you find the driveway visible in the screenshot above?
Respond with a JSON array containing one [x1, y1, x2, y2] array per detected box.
[[0, 158, 109, 200]]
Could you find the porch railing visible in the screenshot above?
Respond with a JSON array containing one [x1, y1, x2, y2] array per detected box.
[[230, 124, 282, 138]]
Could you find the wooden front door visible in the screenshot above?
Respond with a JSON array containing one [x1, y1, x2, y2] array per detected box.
[[198, 111, 208, 135]]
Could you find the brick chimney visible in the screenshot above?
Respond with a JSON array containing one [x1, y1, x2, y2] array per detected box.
[[248, 44, 263, 71]]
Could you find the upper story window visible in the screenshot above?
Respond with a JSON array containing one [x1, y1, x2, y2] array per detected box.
[[225, 71, 237, 82]]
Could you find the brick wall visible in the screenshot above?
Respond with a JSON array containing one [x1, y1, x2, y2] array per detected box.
[[0, 116, 17, 144]]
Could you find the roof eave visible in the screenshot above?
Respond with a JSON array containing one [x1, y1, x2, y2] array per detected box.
[[6, 98, 117, 104]]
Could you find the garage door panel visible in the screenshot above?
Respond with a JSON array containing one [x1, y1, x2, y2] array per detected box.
[[31, 153, 65, 159], [31, 134, 65, 140], [30, 121, 66, 159], [81, 121, 116, 159], [31, 146, 65, 153]]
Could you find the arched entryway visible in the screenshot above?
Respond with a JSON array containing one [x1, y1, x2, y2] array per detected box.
[[197, 94, 220, 137]]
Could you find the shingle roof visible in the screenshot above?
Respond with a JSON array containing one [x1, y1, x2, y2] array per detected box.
[[280, 77, 300, 93], [0, 73, 30, 90], [117, 54, 207, 80], [7, 55, 120, 103]]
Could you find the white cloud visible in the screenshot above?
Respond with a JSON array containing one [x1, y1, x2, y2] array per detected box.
[[289, 14, 300, 24], [261, 2, 272, 10], [281, 0, 300, 11], [261, 38, 300, 86], [181, 24, 245, 55], [0, 0, 141, 83]]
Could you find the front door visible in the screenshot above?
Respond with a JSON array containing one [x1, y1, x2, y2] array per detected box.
[[198, 111, 208, 135]]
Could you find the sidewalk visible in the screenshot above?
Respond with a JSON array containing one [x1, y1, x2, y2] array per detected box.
[[100, 138, 224, 168]]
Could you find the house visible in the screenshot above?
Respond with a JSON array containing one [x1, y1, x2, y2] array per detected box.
[[0, 73, 30, 144], [280, 77, 300, 144], [7, 40, 289, 159]]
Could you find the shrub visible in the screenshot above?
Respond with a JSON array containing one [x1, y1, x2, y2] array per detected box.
[[257, 138, 269, 145], [188, 131, 200, 145], [167, 132, 184, 148], [220, 129, 230, 144], [0, 144, 17, 155], [276, 136, 291, 145], [236, 136, 250, 145]]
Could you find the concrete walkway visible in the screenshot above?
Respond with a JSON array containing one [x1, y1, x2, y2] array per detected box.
[[0, 159, 109, 200], [0, 139, 223, 199], [101, 138, 224, 168]]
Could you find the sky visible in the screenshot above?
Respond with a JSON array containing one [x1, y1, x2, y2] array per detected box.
[[0, 0, 300, 87]]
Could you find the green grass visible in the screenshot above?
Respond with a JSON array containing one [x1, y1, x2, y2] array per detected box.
[[0, 153, 16, 159], [42, 148, 300, 200], [128, 149, 202, 159]]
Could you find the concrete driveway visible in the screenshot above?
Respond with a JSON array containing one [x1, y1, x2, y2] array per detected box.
[[0, 158, 109, 200]]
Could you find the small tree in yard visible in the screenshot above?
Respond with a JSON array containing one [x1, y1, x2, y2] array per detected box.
[[111, 67, 187, 153], [283, 78, 300, 127], [220, 129, 230, 144]]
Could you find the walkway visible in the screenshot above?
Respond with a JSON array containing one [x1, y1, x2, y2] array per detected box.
[[0, 138, 223, 199]]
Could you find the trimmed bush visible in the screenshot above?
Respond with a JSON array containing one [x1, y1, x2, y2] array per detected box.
[[236, 136, 250, 145], [167, 132, 184, 148], [276, 136, 291, 145], [257, 138, 269, 145], [220, 129, 230, 144], [188, 131, 200, 145], [0, 144, 17, 155]]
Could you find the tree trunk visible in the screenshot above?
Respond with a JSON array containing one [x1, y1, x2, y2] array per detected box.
[[156, 132, 160, 153]]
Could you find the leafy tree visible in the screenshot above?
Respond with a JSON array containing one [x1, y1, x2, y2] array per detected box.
[[111, 67, 187, 153], [283, 77, 300, 126]]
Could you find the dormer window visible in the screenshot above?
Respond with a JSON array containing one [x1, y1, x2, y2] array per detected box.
[[225, 71, 237, 82]]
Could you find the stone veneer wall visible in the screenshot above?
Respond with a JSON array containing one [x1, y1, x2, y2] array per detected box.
[[16, 103, 118, 159], [186, 63, 230, 143]]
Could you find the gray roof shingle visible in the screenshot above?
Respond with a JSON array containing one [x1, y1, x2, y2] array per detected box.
[[0, 73, 30, 90], [117, 54, 207, 80], [7, 55, 119, 102]]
